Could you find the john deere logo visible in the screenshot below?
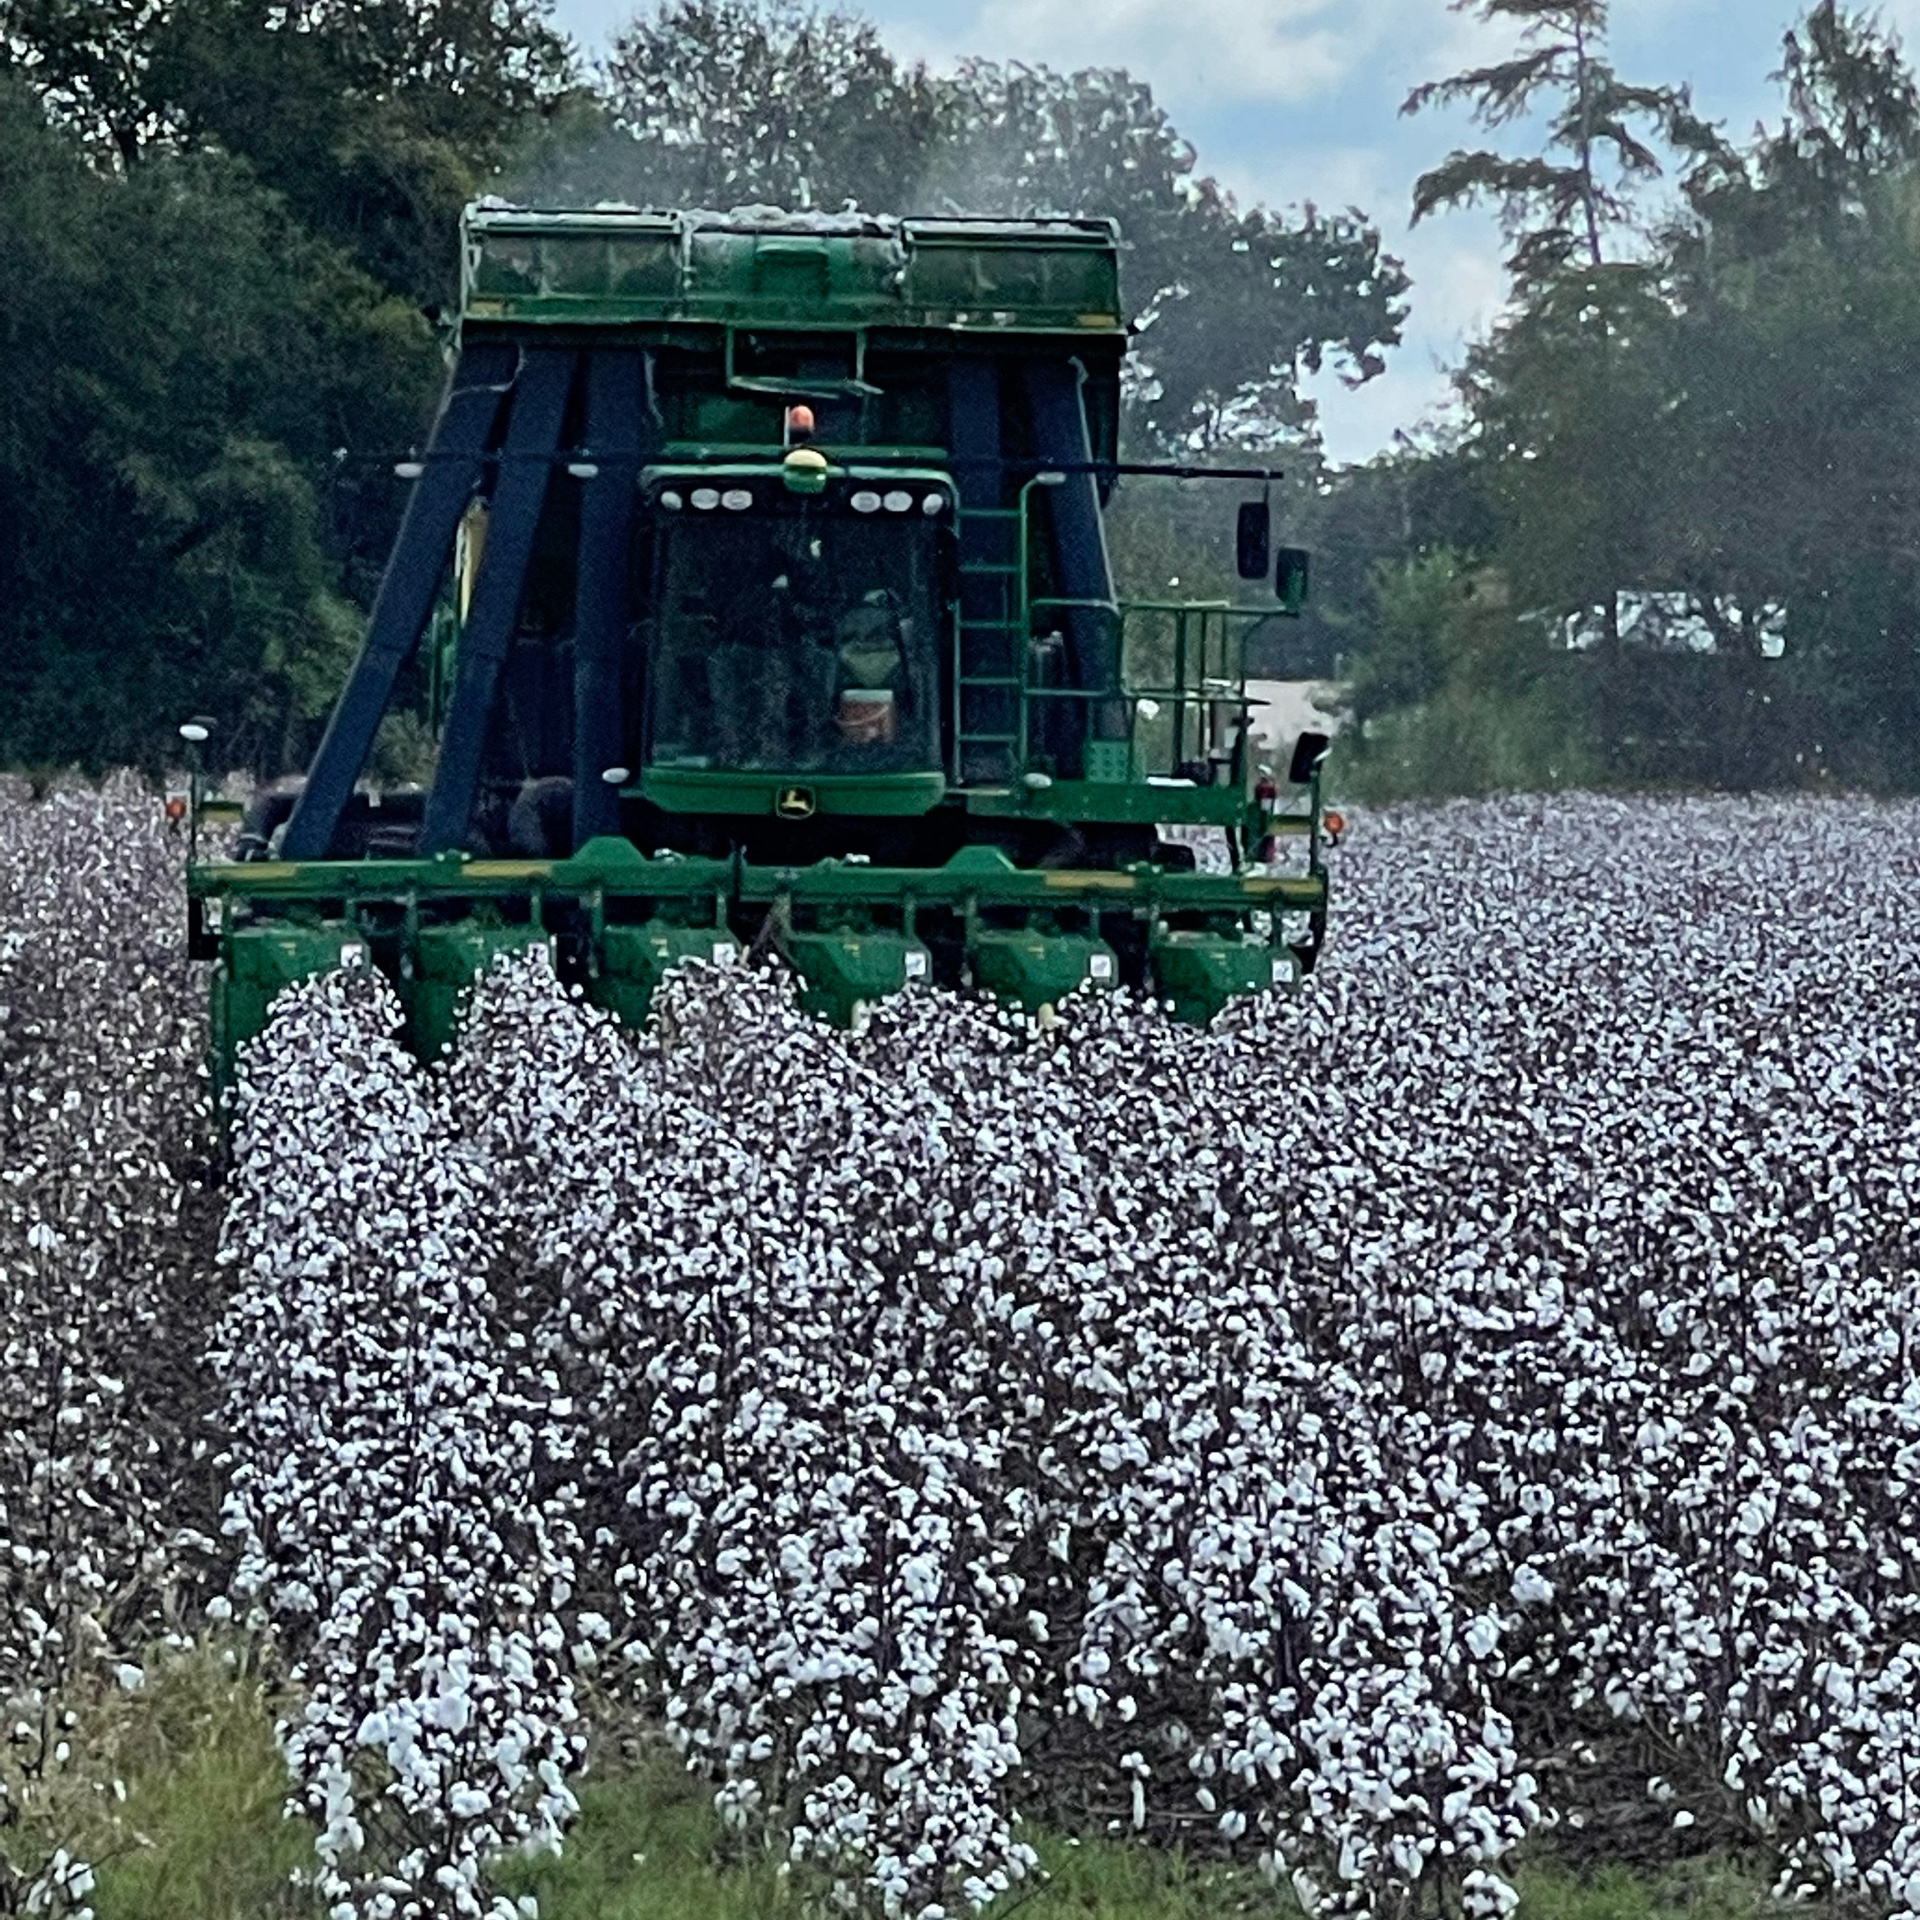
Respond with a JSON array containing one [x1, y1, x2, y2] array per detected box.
[[775, 786, 816, 819]]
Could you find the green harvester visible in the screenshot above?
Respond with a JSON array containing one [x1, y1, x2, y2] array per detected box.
[[187, 205, 1331, 1081]]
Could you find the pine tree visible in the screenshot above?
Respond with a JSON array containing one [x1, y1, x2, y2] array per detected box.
[[1402, 0, 1712, 291]]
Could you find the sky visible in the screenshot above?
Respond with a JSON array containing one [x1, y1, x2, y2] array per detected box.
[[542, 0, 1920, 464]]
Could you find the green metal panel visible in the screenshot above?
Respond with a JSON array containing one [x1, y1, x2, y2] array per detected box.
[[467, 210, 681, 310], [461, 208, 1123, 336], [594, 922, 740, 1030], [1149, 930, 1296, 1025], [963, 779, 1262, 828], [212, 922, 370, 1085], [189, 838, 1327, 1063], [410, 923, 552, 1059], [190, 846, 1326, 918], [903, 224, 1121, 325], [783, 928, 931, 1024], [967, 927, 1118, 1014], [640, 768, 947, 818]]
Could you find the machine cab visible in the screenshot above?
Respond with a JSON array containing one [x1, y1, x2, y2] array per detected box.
[[642, 464, 954, 785]]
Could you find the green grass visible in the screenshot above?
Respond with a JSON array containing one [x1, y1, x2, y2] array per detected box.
[[1011, 1831, 1299, 1916], [71, 1645, 316, 1920], [1508, 1858, 1791, 1920], [495, 1752, 795, 1920], [77, 1653, 1787, 1920], [497, 1752, 1300, 1917]]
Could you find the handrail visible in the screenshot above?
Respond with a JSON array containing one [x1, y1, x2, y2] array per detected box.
[[951, 475, 1285, 787], [1020, 592, 1276, 783]]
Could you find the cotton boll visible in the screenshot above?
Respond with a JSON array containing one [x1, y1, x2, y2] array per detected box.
[[1509, 1568, 1554, 1607], [21, 784, 1920, 1920]]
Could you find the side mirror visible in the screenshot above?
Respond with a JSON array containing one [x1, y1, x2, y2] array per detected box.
[[1236, 501, 1271, 580], [1288, 730, 1330, 785], [1275, 546, 1310, 615]]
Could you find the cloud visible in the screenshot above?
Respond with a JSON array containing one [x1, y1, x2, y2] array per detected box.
[[1203, 140, 1397, 219], [949, 0, 1370, 104], [1307, 209, 1508, 464], [882, 0, 1524, 119]]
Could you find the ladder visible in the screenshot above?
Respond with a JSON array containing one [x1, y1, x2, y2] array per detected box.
[[953, 505, 1026, 785]]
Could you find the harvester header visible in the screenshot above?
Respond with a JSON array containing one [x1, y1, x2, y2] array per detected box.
[[188, 202, 1330, 1080]]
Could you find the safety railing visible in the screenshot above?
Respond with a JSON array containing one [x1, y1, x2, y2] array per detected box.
[[990, 470, 1278, 787], [1017, 595, 1276, 785]]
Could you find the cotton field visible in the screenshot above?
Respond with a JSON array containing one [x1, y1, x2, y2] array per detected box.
[[5, 781, 1920, 1920]]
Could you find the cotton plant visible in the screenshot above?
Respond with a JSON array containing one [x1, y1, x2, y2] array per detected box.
[[433, 953, 1554, 1915], [215, 968, 585, 1919], [443, 963, 1046, 1917], [19, 780, 1920, 1920], [177, 792, 1920, 1915], [0, 780, 215, 1912]]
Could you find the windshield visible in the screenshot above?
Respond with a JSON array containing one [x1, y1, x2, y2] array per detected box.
[[646, 494, 948, 776]]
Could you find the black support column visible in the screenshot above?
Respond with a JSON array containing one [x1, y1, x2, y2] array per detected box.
[[571, 350, 654, 850], [281, 343, 515, 861], [420, 347, 578, 856], [1021, 359, 1125, 764]]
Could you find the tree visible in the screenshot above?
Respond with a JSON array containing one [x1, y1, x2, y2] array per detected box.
[[589, 0, 944, 213], [1654, 5, 1920, 783], [919, 59, 1408, 451], [1403, 0, 1711, 290], [1, 0, 576, 305], [1675, 0, 1920, 261], [1352, 0, 1920, 789], [1395, 0, 1723, 769], [0, 0, 170, 168], [0, 78, 440, 770]]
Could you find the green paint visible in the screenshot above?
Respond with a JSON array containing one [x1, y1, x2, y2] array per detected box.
[[409, 923, 552, 1059], [968, 926, 1118, 1012], [641, 767, 948, 818], [211, 921, 369, 1087], [461, 208, 1124, 336], [1150, 929, 1299, 1024], [594, 922, 741, 1029], [783, 927, 932, 1023]]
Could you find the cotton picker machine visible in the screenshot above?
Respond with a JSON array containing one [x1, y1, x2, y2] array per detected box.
[[185, 205, 1333, 1085]]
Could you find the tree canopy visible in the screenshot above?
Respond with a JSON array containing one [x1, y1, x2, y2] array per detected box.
[[0, 77, 439, 770], [1327, 0, 1920, 795], [5, 0, 1916, 796]]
